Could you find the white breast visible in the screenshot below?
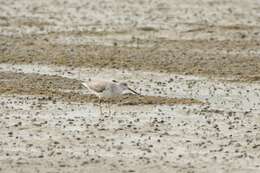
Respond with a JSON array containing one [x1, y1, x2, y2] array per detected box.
[[102, 84, 123, 97]]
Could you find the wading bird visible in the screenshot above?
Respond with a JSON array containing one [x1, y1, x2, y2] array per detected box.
[[82, 80, 141, 114]]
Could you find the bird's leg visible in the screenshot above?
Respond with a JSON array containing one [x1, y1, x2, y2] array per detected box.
[[99, 98, 103, 116], [107, 102, 112, 116]]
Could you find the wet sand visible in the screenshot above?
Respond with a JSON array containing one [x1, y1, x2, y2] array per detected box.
[[0, 71, 202, 105], [1, 0, 260, 173], [1, 36, 260, 81]]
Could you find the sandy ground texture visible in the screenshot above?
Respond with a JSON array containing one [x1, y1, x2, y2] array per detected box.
[[1, 0, 260, 173]]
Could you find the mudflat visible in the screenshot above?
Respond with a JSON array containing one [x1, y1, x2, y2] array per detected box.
[[0, 0, 260, 173]]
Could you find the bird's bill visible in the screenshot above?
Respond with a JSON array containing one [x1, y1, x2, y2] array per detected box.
[[128, 87, 141, 96]]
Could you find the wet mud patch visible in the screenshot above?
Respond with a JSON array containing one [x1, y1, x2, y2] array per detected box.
[[0, 71, 82, 91], [0, 72, 202, 105], [224, 75, 260, 83], [1, 36, 260, 82], [105, 94, 203, 106]]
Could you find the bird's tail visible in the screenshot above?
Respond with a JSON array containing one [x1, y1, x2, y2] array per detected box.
[[81, 82, 89, 88]]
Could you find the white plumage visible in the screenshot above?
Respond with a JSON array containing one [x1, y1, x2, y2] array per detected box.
[[82, 80, 140, 98]]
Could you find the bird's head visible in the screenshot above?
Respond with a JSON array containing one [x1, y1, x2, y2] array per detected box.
[[119, 82, 129, 90], [119, 82, 141, 96]]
